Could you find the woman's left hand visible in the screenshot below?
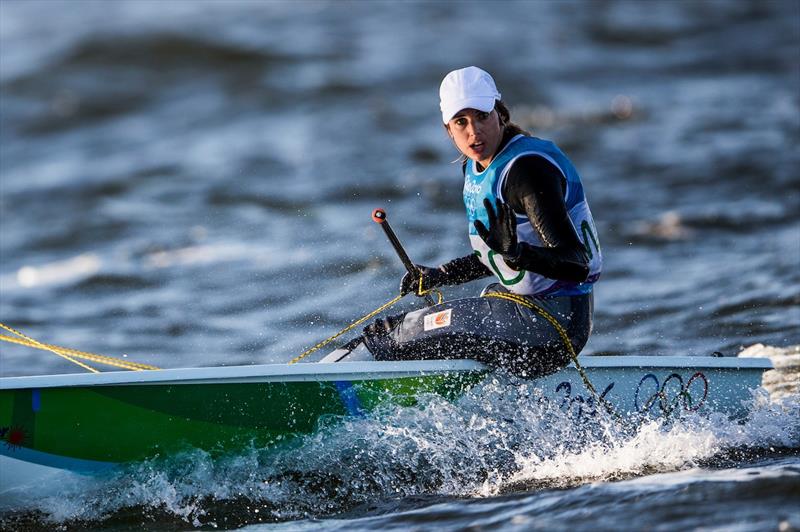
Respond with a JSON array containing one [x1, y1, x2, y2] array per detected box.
[[474, 198, 521, 261]]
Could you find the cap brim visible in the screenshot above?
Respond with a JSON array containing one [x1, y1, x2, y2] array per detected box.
[[441, 96, 497, 124]]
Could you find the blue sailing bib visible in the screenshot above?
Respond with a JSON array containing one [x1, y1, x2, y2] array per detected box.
[[463, 135, 602, 296]]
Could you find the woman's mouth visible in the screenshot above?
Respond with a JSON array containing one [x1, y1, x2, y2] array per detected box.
[[470, 141, 485, 152]]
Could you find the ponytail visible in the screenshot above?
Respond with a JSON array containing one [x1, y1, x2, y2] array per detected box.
[[495, 100, 530, 137]]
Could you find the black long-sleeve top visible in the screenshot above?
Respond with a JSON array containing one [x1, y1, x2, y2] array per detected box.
[[441, 131, 590, 285]]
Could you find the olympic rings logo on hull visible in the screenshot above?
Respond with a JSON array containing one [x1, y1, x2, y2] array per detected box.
[[634, 372, 708, 416]]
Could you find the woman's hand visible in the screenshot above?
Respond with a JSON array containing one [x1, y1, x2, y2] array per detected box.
[[400, 264, 449, 296], [473, 198, 521, 262]]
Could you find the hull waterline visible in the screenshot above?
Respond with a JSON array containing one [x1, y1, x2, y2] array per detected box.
[[0, 356, 772, 483]]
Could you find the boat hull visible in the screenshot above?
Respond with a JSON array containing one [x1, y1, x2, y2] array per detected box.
[[0, 360, 487, 473], [0, 357, 771, 475]]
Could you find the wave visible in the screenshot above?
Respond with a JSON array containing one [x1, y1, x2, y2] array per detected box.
[[4, 32, 309, 92], [66, 273, 158, 293], [2, 31, 348, 135], [624, 203, 796, 243]]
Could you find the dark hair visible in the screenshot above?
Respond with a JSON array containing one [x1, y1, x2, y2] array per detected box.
[[495, 100, 530, 137]]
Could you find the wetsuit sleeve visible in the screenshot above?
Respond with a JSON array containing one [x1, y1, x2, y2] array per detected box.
[[502, 156, 590, 282], [440, 253, 492, 285]]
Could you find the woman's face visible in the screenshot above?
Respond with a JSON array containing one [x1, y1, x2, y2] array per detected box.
[[446, 108, 503, 168]]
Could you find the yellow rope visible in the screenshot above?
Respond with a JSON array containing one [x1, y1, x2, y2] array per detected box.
[[0, 335, 159, 371], [0, 322, 159, 372], [1, 322, 99, 373], [289, 271, 445, 366], [291, 282, 612, 421], [417, 272, 444, 305], [482, 291, 621, 417], [288, 294, 405, 365]]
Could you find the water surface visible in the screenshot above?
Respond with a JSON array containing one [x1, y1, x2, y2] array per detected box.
[[0, 0, 798, 529]]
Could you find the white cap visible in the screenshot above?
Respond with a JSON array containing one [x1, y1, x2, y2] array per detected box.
[[439, 66, 501, 124]]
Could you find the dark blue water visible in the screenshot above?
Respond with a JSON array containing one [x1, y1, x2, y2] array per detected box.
[[1, 0, 798, 529]]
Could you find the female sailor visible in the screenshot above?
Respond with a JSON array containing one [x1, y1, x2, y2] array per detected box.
[[361, 66, 603, 378]]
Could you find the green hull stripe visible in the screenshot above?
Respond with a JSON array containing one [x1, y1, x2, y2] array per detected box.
[[0, 373, 484, 464]]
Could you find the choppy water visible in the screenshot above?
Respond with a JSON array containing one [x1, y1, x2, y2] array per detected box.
[[0, 0, 798, 530]]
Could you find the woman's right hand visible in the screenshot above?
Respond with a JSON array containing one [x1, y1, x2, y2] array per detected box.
[[400, 265, 449, 297]]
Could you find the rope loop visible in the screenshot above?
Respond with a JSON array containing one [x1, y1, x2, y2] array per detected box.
[[481, 291, 622, 420], [291, 288, 617, 421], [417, 271, 443, 305]]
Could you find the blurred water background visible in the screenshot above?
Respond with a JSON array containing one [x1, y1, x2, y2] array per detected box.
[[0, 0, 798, 530]]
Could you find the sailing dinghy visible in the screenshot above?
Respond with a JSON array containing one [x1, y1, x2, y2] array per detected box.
[[0, 354, 771, 475]]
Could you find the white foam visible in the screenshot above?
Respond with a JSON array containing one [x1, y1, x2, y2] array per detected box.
[[739, 344, 800, 400]]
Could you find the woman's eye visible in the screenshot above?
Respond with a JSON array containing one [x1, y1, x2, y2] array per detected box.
[[455, 119, 466, 126]]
